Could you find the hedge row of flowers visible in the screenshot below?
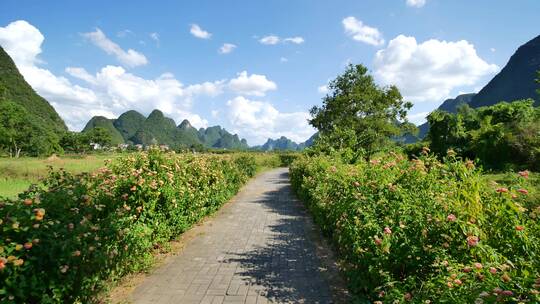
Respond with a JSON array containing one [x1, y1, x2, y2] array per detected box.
[[0, 149, 258, 303], [290, 151, 540, 303]]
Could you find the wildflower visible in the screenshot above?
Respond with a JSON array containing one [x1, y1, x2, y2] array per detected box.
[[384, 227, 392, 235], [517, 188, 528, 195], [489, 267, 497, 274], [32, 239, 40, 244], [501, 290, 513, 296], [23, 242, 32, 250], [72, 250, 81, 257], [13, 259, 24, 266], [447, 214, 457, 222], [475, 299, 484, 304], [23, 198, 33, 206], [518, 170, 529, 179], [515, 225, 524, 231], [374, 237, 382, 246], [479, 292, 490, 298], [329, 166, 337, 173], [12, 222, 19, 229], [68, 223, 74, 230], [121, 193, 129, 201], [454, 279, 463, 285], [422, 146, 430, 155], [501, 273, 511, 282], [353, 181, 360, 187], [404, 293, 412, 301], [463, 266, 472, 273], [447, 149, 456, 157], [0, 259, 5, 270], [467, 236, 479, 247], [465, 160, 475, 169], [60, 265, 69, 273], [15, 244, 23, 251], [496, 188, 508, 193], [378, 291, 385, 298], [130, 185, 137, 191]]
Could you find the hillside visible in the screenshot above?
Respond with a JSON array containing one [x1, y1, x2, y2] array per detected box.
[[83, 109, 249, 149], [82, 116, 125, 145], [0, 46, 67, 134]]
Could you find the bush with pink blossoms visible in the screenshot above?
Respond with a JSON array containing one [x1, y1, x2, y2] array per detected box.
[[0, 149, 260, 303], [290, 152, 540, 303]]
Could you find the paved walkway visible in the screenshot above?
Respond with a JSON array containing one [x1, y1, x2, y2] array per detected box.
[[130, 168, 341, 304]]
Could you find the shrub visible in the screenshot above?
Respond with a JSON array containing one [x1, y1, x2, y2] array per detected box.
[[0, 149, 257, 303], [290, 152, 540, 303]]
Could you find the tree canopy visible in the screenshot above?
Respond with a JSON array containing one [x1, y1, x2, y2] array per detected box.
[[309, 64, 414, 160]]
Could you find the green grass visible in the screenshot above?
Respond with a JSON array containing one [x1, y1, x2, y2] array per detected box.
[[484, 171, 540, 208], [0, 154, 117, 198]]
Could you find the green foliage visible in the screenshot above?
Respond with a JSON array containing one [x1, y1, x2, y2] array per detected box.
[[309, 64, 414, 161], [113, 110, 146, 142], [290, 153, 540, 303], [0, 47, 67, 134], [0, 101, 61, 157], [0, 150, 259, 303], [426, 100, 540, 170]]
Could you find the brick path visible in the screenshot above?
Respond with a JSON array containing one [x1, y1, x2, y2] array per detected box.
[[130, 168, 340, 304]]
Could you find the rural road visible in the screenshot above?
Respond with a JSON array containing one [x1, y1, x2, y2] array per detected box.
[[129, 168, 344, 304]]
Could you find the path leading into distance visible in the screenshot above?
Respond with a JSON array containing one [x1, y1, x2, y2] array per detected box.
[[130, 168, 344, 304]]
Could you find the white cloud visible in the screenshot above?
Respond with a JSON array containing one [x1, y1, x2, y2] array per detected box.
[[226, 96, 315, 145], [259, 35, 305, 45], [406, 0, 426, 8], [149, 32, 159, 46], [490, 47, 496, 52], [116, 29, 134, 38], [280, 57, 288, 63], [343, 16, 385, 46], [228, 71, 277, 96], [408, 111, 429, 124], [374, 35, 499, 103], [82, 28, 148, 67], [317, 85, 329, 94], [259, 35, 280, 45], [283, 37, 304, 44], [0, 20, 217, 130], [219, 43, 236, 54], [190, 24, 211, 39]]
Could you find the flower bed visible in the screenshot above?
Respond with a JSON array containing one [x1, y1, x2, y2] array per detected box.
[[290, 152, 540, 303], [0, 149, 258, 303]]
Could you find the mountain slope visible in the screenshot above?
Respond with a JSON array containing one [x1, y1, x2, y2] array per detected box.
[[113, 110, 146, 142], [82, 116, 125, 145], [0, 46, 66, 134], [469, 35, 540, 108]]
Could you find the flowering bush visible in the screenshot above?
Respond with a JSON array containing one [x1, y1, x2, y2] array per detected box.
[[0, 149, 258, 303], [290, 152, 540, 303]]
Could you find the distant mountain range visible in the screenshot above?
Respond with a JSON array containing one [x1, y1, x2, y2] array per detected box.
[[411, 34, 540, 141], [83, 110, 249, 150], [253, 133, 318, 151]]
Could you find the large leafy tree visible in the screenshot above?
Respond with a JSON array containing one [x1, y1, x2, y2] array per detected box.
[[309, 64, 414, 160], [0, 100, 60, 157]]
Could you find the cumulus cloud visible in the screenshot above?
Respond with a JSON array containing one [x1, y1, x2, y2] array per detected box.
[[228, 71, 277, 96], [374, 35, 499, 103], [190, 24, 211, 39], [219, 43, 236, 54], [226, 96, 315, 145], [406, 0, 426, 8], [343, 16, 385, 46], [0, 20, 217, 130], [81, 28, 148, 67], [259, 35, 304, 45], [408, 111, 429, 124]]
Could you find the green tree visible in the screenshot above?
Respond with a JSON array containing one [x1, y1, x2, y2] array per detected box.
[[309, 64, 414, 161], [0, 101, 60, 157], [60, 131, 91, 153], [87, 127, 113, 148]]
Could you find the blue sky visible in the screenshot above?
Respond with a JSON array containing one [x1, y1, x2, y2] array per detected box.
[[1, 0, 539, 145]]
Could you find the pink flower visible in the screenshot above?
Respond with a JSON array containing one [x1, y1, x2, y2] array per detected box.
[[496, 187, 508, 193], [517, 188, 528, 195], [467, 236, 479, 247], [453, 279, 462, 285], [474, 262, 483, 270], [374, 237, 382, 246], [463, 266, 472, 273], [518, 170, 529, 179], [501, 290, 513, 296], [384, 227, 392, 235], [404, 293, 412, 301], [353, 181, 360, 187], [489, 267, 497, 274], [447, 214, 457, 222], [515, 225, 524, 231], [329, 166, 337, 173]]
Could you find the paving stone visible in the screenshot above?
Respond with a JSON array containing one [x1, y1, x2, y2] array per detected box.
[[130, 168, 336, 304]]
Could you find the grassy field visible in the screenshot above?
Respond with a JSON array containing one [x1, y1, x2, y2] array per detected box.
[[0, 154, 115, 197]]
